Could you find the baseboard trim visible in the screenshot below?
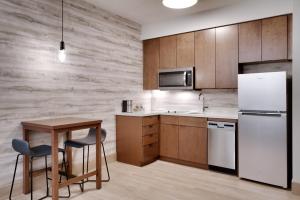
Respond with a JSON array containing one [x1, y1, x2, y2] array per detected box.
[[292, 182, 300, 195], [160, 156, 208, 170]]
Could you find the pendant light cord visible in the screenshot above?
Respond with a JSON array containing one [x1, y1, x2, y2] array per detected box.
[[61, 0, 64, 41]]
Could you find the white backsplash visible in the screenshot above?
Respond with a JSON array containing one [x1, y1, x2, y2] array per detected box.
[[151, 89, 238, 113]]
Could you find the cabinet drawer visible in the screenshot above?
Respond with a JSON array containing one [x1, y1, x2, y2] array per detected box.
[[143, 133, 159, 146], [143, 116, 159, 126], [143, 142, 159, 162], [160, 115, 178, 125], [179, 117, 207, 128], [143, 124, 159, 136]]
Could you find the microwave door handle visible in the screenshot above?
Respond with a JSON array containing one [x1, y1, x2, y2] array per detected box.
[[183, 71, 187, 86]]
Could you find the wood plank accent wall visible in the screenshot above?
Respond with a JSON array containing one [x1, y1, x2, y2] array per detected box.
[[0, 0, 146, 193]]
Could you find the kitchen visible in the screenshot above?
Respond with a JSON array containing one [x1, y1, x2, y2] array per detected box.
[[0, 0, 300, 200]]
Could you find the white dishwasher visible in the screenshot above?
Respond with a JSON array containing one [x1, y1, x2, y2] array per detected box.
[[207, 121, 236, 170]]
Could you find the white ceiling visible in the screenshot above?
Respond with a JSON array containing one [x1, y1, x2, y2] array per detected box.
[[85, 0, 241, 25]]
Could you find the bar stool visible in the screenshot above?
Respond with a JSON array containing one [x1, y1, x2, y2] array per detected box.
[[64, 128, 110, 192], [9, 139, 71, 200]]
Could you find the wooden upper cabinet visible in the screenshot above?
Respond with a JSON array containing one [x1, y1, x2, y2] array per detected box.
[[195, 29, 216, 89], [143, 39, 159, 90], [239, 20, 262, 63], [159, 35, 177, 69], [288, 14, 293, 60], [177, 32, 195, 67], [178, 126, 207, 164], [216, 25, 238, 89], [262, 16, 288, 61], [160, 124, 179, 159]]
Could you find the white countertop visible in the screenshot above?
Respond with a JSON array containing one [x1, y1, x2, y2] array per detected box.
[[116, 110, 238, 120]]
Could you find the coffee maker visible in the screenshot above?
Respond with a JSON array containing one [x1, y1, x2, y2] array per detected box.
[[122, 100, 133, 113]]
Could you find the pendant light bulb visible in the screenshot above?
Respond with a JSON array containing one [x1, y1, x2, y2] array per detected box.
[[59, 41, 66, 62], [58, 0, 66, 63]]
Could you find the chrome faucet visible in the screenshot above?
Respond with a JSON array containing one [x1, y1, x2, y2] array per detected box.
[[199, 91, 208, 112]]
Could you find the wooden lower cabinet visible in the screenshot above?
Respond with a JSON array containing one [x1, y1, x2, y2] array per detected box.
[[160, 116, 208, 168], [178, 126, 207, 164], [160, 124, 179, 159], [117, 115, 208, 169], [116, 115, 159, 166]]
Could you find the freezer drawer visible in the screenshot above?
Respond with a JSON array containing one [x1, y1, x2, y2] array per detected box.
[[238, 112, 287, 188], [238, 72, 286, 111], [208, 121, 236, 170]]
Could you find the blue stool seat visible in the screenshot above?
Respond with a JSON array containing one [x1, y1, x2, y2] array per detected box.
[[64, 138, 95, 148], [64, 128, 106, 148], [30, 145, 65, 157], [11, 139, 65, 157]]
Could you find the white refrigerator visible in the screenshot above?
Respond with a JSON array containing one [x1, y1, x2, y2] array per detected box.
[[238, 71, 289, 188]]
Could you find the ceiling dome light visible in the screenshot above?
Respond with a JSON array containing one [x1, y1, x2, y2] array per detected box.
[[162, 0, 198, 9]]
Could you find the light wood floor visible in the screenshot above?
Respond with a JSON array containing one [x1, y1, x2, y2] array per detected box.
[[8, 160, 300, 200]]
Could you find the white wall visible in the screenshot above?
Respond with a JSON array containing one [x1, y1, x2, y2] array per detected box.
[[293, 0, 300, 184], [141, 0, 293, 39]]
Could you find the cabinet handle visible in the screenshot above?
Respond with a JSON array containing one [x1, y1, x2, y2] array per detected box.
[[149, 125, 153, 128]]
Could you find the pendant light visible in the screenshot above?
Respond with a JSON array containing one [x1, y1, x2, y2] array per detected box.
[[162, 0, 198, 9], [58, 0, 66, 62]]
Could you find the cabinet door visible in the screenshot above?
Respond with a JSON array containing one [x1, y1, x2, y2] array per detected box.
[[143, 39, 159, 90], [160, 124, 178, 159], [177, 32, 195, 67], [116, 116, 143, 166], [262, 16, 288, 61], [216, 25, 238, 88], [159, 36, 177, 69], [288, 14, 293, 60], [239, 20, 262, 63], [178, 126, 207, 164], [195, 29, 216, 89]]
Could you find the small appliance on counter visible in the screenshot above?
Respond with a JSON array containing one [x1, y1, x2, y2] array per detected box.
[[122, 100, 133, 113]]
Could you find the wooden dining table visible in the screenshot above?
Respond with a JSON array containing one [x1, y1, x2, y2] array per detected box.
[[21, 117, 102, 200]]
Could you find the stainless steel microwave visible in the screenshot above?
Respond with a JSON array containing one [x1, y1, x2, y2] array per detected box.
[[159, 67, 194, 90]]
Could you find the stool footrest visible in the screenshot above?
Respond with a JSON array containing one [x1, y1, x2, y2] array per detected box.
[[59, 171, 97, 188]]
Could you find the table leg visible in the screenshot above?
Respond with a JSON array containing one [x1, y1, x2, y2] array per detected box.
[[22, 128, 30, 194], [66, 131, 72, 176], [95, 124, 102, 189], [51, 130, 59, 200]]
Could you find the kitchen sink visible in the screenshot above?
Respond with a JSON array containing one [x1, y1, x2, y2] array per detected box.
[[165, 111, 203, 115], [186, 111, 203, 114]]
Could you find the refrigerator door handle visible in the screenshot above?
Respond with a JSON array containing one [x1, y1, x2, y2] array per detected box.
[[241, 112, 282, 117]]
